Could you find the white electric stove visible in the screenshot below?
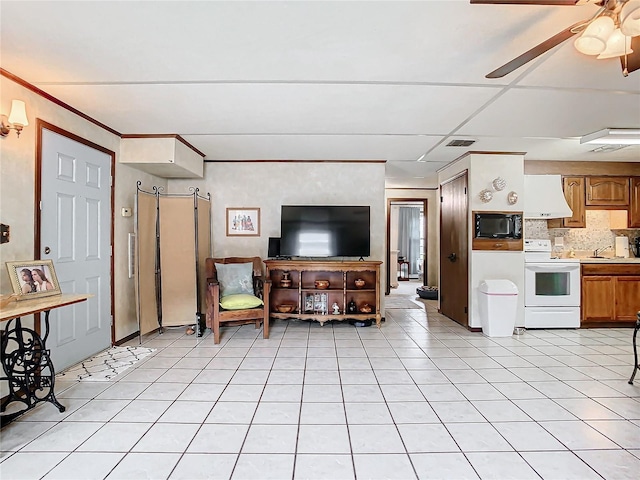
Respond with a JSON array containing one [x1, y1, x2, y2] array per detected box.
[[524, 239, 581, 329]]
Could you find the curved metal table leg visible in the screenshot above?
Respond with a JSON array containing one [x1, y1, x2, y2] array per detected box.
[[629, 312, 640, 385], [1, 310, 65, 426]]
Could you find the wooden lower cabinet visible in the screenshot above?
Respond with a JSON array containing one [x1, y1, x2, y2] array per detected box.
[[264, 260, 382, 326], [581, 263, 640, 325], [581, 276, 615, 322], [615, 276, 640, 321]]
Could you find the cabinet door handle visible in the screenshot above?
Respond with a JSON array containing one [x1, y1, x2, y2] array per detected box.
[[447, 253, 457, 262], [494, 243, 503, 248]]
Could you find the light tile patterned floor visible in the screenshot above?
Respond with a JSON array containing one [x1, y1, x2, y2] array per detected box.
[[1, 297, 639, 479]]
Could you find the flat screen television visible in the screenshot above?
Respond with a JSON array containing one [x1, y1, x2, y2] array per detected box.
[[280, 205, 370, 257]]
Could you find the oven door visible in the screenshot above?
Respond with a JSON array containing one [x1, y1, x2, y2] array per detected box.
[[524, 262, 580, 307]]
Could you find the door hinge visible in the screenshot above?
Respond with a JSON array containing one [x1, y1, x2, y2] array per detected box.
[[110, 175, 113, 187], [464, 187, 467, 194], [440, 196, 443, 203], [110, 245, 113, 257], [110, 315, 113, 327], [464, 306, 468, 314]]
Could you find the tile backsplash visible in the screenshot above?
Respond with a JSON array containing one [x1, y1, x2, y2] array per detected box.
[[525, 211, 640, 252]]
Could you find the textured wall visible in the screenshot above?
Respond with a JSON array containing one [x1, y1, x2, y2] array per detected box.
[[170, 161, 387, 310], [0, 75, 166, 344]]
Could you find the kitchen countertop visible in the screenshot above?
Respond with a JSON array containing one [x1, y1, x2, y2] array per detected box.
[[555, 249, 640, 264], [579, 257, 640, 264]]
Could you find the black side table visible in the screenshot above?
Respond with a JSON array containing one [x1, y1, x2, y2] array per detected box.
[[629, 311, 640, 385]]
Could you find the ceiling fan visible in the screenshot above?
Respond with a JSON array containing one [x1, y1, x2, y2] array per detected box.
[[471, 0, 640, 78]]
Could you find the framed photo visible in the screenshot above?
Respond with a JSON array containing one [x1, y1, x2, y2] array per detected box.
[[5, 260, 62, 300], [226, 208, 260, 237]]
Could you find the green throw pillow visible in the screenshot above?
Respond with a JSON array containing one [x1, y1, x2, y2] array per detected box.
[[220, 294, 263, 310], [215, 262, 254, 297]]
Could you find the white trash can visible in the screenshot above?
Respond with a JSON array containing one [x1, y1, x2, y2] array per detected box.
[[479, 279, 518, 337]]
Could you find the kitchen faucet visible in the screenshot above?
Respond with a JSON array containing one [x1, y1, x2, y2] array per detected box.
[[593, 245, 612, 257]]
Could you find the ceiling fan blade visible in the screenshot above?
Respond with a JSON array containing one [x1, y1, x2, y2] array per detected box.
[[486, 22, 583, 78], [620, 36, 640, 76], [470, 1, 579, 5]]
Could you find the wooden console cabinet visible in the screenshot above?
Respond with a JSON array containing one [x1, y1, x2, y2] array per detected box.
[[264, 260, 382, 326], [581, 263, 640, 326]]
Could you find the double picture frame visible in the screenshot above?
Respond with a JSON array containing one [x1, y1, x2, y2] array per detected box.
[[5, 260, 61, 300]]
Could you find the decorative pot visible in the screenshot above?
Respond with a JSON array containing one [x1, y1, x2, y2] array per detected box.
[[280, 271, 292, 288], [315, 280, 330, 289], [354, 278, 365, 288], [359, 303, 372, 313], [276, 303, 295, 313]]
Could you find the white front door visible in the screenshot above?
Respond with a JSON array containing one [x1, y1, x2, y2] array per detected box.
[[40, 128, 112, 371]]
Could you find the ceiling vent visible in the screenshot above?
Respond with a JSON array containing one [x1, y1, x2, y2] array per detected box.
[[446, 139, 476, 147], [589, 144, 629, 153]]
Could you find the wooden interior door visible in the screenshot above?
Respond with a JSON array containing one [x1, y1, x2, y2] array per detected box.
[[439, 172, 469, 326]]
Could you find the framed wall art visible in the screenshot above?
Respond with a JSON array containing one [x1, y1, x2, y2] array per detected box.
[[5, 260, 62, 300], [226, 208, 260, 237]]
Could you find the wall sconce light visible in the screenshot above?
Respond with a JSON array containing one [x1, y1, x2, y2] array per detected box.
[[1, 100, 29, 138]]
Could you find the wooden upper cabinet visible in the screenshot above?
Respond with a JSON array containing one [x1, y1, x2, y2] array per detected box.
[[563, 176, 586, 227], [549, 176, 585, 228], [585, 176, 630, 206], [629, 176, 640, 228]]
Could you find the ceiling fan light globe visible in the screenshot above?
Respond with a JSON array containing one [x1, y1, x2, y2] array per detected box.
[[574, 16, 615, 55], [620, 0, 640, 36], [596, 29, 633, 59], [574, 35, 606, 55]]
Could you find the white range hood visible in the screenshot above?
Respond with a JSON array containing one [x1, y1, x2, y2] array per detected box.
[[524, 175, 573, 219]]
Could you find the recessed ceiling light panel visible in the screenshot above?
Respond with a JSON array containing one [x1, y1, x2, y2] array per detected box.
[[580, 128, 640, 145]]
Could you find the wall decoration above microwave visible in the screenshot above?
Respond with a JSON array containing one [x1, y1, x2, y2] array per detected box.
[[492, 177, 507, 191], [479, 189, 493, 203]]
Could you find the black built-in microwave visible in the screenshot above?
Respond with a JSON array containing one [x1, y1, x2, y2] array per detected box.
[[474, 212, 522, 239]]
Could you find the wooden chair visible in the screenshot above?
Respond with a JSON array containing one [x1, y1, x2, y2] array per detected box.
[[205, 257, 270, 344]]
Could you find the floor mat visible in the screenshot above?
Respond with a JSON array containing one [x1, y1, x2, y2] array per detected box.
[[57, 346, 155, 382], [385, 295, 423, 309]]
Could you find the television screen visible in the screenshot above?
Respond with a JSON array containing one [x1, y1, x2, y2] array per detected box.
[[280, 206, 370, 257]]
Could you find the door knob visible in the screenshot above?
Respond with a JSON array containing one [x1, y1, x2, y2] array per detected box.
[[447, 253, 457, 262], [44, 246, 51, 254]]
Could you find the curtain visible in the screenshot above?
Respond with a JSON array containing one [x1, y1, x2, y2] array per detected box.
[[398, 206, 421, 275]]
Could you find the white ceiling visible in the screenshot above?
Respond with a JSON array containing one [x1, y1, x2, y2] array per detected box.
[[2, 1, 639, 188]]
